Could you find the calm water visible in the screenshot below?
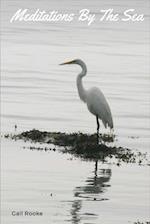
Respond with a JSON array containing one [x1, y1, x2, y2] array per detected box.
[[1, 139, 150, 224], [1, 0, 150, 223]]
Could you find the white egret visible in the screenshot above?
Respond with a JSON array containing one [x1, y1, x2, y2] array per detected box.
[[60, 59, 113, 144]]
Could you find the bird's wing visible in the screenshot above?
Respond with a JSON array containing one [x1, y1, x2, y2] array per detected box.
[[86, 87, 113, 128]]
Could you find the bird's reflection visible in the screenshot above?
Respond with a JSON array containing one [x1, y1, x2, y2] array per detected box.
[[74, 161, 111, 200], [70, 161, 112, 224], [70, 200, 82, 224]]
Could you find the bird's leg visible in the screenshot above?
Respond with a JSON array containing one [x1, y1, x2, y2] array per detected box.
[[95, 160, 98, 177], [96, 116, 100, 144], [110, 128, 114, 142]]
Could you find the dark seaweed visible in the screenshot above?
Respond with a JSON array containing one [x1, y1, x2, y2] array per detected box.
[[4, 129, 149, 165]]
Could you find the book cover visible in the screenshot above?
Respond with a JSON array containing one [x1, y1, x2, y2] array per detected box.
[[1, 1, 150, 224]]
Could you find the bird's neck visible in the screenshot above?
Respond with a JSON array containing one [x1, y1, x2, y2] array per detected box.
[[76, 62, 87, 103]]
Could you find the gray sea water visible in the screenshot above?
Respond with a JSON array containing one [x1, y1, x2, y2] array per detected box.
[[1, 0, 150, 223]]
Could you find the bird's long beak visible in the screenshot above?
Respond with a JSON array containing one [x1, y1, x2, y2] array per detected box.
[[59, 60, 73, 65]]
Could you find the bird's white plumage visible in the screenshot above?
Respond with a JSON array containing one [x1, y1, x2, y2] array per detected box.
[[60, 59, 114, 132], [86, 87, 113, 128]]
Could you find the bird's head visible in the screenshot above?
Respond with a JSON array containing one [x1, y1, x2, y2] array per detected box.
[[59, 59, 83, 66], [59, 59, 87, 77]]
